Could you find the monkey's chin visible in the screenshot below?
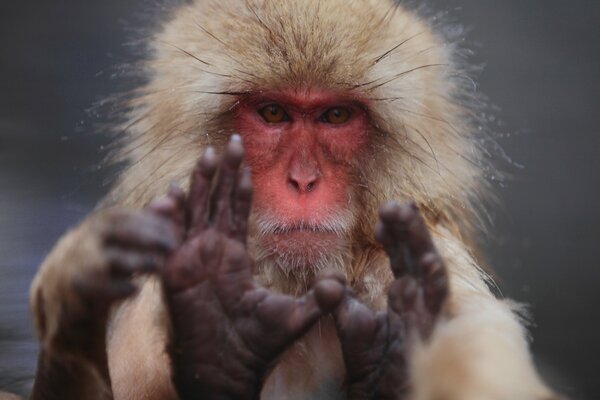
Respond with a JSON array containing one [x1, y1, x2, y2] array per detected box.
[[262, 230, 345, 268]]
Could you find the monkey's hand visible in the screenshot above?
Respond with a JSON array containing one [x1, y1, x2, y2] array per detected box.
[[30, 202, 180, 399], [162, 135, 345, 400], [333, 203, 449, 400]]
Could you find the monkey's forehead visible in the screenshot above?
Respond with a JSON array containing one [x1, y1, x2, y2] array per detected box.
[[153, 0, 445, 94]]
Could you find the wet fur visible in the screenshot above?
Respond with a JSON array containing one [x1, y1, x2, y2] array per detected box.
[[32, 0, 558, 399]]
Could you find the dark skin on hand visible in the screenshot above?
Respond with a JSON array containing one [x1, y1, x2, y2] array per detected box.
[[31, 135, 449, 400], [151, 135, 346, 400], [150, 135, 450, 400], [333, 203, 449, 400]]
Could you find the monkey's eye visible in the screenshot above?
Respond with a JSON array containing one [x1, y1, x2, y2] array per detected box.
[[259, 105, 289, 123], [320, 107, 351, 125]]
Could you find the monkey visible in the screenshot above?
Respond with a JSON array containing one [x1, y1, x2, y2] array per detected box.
[[26, 0, 561, 399]]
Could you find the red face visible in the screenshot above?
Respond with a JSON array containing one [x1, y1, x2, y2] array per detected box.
[[234, 88, 369, 264]]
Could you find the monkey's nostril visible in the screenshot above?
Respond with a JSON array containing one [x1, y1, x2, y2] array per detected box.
[[288, 179, 300, 192], [287, 174, 318, 194]]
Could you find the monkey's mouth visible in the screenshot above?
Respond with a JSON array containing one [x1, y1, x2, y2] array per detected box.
[[255, 217, 350, 238], [250, 210, 354, 265], [262, 224, 341, 248], [269, 223, 338, 235], [253, 217, 351, 264], [261, 229, 342, 264]]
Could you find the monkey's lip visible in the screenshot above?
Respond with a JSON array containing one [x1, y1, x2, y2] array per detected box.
[[266, 226, 340, 242], [267, 228, 338, 240]]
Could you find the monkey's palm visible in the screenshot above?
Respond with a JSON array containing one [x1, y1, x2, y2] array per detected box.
[[162, 138, 342, 399]]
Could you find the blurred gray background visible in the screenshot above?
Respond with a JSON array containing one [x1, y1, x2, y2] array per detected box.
[[0, 0, 598, 398]]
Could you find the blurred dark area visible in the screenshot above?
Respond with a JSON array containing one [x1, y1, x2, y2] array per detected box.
[[0, 0, 598, 398]]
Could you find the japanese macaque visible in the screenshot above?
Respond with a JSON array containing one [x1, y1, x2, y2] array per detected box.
[[27, 0, 560, 399]]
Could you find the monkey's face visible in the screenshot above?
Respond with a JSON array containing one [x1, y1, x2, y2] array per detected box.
[[110, 0, 484, 285], [234, 88, 369, 267]]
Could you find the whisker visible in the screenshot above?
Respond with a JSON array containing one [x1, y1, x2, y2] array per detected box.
[[373, 31, 425, 65], [366, 63, 447, 91], [159, 41, 211, 66]]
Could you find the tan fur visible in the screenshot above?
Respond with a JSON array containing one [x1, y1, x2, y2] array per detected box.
[[30, 215, 119, 399], [31, 0, 558, 399]]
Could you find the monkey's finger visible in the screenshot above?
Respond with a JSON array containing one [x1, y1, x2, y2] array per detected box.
[[232, 168, 253, 243], [388, 277, 418, 317], [313, 276, 345, 312], [378, 201, 408, 232], [188, 147, 219, 236], [213, 134, 244, 234], [388, 276, 436, 339], [420, 252, 449, 316], [103, 212, 178, 253], [163, 237, 213, 292], [379, 202, 436, 278], [147, 195, 177, 218], [317, 269, 347, 287], [396, 203, 436, 264], [146, 184, 187, 240], [105, 247, 165, 277], [333, 292, 377, 342], [375, 219, 409, 278], [73, 275, 137, 304], [214, 240, 253, 306], [256, 291, 323, 337]]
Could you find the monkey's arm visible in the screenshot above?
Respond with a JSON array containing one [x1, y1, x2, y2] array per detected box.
[[406, 230, 562, 400], [161, 136, 345, 400], [29, 207, 179, 400]]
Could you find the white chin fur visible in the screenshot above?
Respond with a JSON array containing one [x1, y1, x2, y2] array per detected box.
[[248, 235, 351, 295]]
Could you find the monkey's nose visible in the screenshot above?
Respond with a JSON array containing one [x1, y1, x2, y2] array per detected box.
[[287, 172, 320, 194]]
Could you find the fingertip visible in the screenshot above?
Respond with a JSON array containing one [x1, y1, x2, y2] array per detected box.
[[230, 133, 242, 143], [314, 279, 345, 312], [147, 196, 176, 215], [379, 201, 401, 222], [167, 182, 186, 202], [317, 269, 346, 285], [226, 134, 245, 166], [200, 146, 219, 177], [204, 145, 217, 158], [398, 203, 418, 224]]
